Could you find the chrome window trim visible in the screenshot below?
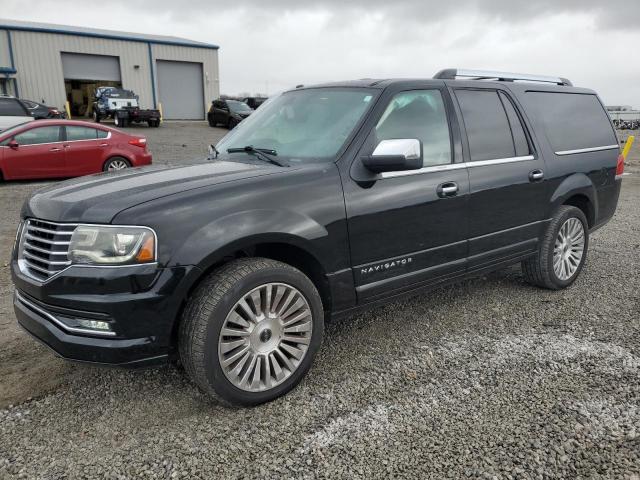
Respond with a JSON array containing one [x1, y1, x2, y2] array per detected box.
[[14, 290, 117, 337], [17, 219, 159, 284], [554, 145, 619, 156], [379, 155, 535, 179], [465, 155, 535, 168]]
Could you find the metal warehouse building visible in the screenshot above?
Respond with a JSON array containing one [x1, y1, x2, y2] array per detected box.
[[0, 19, 219, 120]]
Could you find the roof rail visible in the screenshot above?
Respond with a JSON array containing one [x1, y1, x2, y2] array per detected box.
[[434, 68, 573, 86]]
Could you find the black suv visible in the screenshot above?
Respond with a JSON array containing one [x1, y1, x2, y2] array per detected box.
[[208, 99, 254, 129], [12, 69, 623, 405]]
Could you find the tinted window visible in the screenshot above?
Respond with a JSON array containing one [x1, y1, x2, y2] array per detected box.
[[66, 126, 97, 141], [0, 98, 27, 116], [524, 92, 617, 153], [498, 92, 530, 157], [227, 100, 252, 113], [375, 90, 451, 167], [96, 129, 109, 139], [14, 126, 61, 145], [456, 89, 515, 161]]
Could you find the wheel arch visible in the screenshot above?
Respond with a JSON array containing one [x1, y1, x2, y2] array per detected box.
[[549, 173, 598, 228], [169, 235, 333, 351]]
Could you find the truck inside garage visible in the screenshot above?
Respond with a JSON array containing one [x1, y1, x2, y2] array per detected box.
[[61, 52, 122, 117]]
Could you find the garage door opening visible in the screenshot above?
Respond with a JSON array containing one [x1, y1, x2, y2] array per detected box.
[[61, 52, 122, 118], [156, 60, 205, 120]]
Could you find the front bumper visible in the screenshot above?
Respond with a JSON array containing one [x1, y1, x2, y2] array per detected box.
[[12, 261, 199, 366]]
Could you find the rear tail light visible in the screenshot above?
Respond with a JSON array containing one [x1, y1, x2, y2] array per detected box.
[[615, 154, 625, 179], [128, 137, 147, 148]]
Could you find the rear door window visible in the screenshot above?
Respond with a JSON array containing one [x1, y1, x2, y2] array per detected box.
[[455, 89, 516, 161], [524, 92, 617, 153], [498, 92, 531, 157], [66, 126, 98, 141]]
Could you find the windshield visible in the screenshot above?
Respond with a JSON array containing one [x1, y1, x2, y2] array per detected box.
[[227, 100, 253, 113], [216, 88, 377, 163]]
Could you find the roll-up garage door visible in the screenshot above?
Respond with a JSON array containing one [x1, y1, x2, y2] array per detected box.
[[156, 60, 204, 120], [61, 53, 121, 81]]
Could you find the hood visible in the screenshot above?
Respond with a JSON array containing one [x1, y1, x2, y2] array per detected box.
[[23, 160, 286, 224]]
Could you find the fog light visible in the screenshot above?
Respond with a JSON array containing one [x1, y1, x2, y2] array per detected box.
[[76, 319, 112, 332]]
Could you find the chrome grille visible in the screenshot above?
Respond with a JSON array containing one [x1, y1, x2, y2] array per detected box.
[[18, 219, 77, 281]]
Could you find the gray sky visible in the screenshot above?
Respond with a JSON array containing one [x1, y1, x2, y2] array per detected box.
[[3, 0, 639, 106]]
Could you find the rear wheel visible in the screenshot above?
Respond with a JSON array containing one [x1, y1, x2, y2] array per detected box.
[[179, 258, 324, 406], [114, 113, 128, 128], [522, 205, 588, 289], [208, 116, 216, 127], [103, 157, 131, 172]]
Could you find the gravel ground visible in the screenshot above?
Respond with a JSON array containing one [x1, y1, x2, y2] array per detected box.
[[0, 125, 638, 479]]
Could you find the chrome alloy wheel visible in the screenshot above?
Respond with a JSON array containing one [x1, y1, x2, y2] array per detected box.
[[107, 159, 128, 171], [218, 283, 313, 392], [553, 217, 585, 281]]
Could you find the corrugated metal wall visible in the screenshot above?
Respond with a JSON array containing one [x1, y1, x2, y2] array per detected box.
[[1, 29, 219, 118], [0, 30, 12, 68]]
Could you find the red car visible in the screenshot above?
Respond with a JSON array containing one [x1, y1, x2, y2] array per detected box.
[[0, 120, 152, 181]]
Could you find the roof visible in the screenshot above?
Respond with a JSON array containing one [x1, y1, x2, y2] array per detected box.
[[0, 18, 219, 50]]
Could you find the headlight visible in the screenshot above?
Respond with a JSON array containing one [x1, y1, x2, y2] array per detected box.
[[69, 226, 156, 265]]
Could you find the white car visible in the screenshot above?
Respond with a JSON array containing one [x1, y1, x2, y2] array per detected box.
[[0, 95, 34, 131]]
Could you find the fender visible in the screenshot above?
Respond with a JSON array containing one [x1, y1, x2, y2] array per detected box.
[[169, 208, 329, 271], [548, 172, 598, 220]]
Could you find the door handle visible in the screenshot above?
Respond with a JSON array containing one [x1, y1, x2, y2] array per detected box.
[[529, 169, 544, 182], [49, 147, 61, 152], [437, 182, 458, 198], [99, 143, 108, 147]]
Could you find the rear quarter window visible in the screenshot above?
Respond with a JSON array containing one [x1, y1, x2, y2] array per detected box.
[[524, 92, 617, 153]]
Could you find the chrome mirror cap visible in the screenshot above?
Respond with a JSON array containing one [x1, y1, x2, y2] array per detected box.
[[372, 138, 421, 160]]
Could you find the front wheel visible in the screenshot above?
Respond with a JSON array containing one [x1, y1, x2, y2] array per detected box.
[[179, 258, 324, 406], [522, 205, 589, 289], [92, 109, 100, 123]]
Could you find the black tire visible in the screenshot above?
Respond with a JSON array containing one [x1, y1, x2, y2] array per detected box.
[[114, 113, 128, 128], [208, 116, 216, 127], [227, 118, 236, 130], [179, 258, 324, 406], [522, 205, 589, 290], [92, 109, 100, 123], [103, 157, 131, 172]]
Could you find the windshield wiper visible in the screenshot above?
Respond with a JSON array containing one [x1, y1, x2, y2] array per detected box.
[[227, 145, 288, 167]]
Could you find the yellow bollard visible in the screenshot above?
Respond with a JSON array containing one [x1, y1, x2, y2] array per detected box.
[[65, 101, 71, 119], [621, 135, 634, 160], [158, 102, 163, 124]]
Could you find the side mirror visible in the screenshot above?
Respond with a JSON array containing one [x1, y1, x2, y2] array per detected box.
[[362, 139, 422, 173], [8, 139, 19, 149]]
